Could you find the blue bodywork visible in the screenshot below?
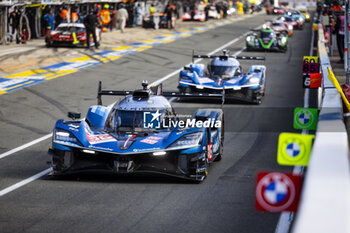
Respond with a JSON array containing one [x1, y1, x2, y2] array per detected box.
[[50, 93, 224, 181], [178, 56, 266, 104], [286, 10, 306, 22]]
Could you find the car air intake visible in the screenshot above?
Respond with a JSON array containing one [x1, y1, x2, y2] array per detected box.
[[132, 89, 152, 99]]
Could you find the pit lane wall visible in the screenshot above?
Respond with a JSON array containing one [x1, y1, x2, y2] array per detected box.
[[292, 23, 350, 233]]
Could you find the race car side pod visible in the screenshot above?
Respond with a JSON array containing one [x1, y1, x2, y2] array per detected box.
[[192, 55, 265, 60]]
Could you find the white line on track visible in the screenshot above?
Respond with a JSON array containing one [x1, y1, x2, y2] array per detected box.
[[0, 133, 52, 160], [0, 27, 253, 197], [0, 168, 52, 197]]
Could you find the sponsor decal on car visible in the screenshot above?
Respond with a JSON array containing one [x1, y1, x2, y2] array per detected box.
[[133, 147, 161, 152], [140, 136, 161, 144], [86, 130, 117, 144], [207, 142, 213, 161]]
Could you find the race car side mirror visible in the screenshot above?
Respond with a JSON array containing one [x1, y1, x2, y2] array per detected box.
[[68, 112, 81, 120]]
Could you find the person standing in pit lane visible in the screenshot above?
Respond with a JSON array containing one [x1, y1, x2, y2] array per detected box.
[[135, 3, 143, 26], [71, 7, 79, 23], [127, 3, 135, 28], [9, 6, 21, 44], [335, 10, 345, 63], [116, 4, 128, 33], [43, 9, 55, 36], [60, 6, 70, 23], [164, 4, 173, 29], [84, 10, 99, 49]]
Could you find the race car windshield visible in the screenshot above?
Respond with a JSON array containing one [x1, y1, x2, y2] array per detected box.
[[210, 65, 237, 77], [273, 23, 282, 26], [261, 31, 275, 38], [110, 109, 167, 133], [56, 26, 85, 33]]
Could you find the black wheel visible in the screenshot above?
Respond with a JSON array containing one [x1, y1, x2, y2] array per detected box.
[[252, 98, 262, 105], [51, 150, 74, 173], [193, 151, 208, 182], [281, 46, 288, 53], [195, 130, 212, 181], [215, 113, 224, 162]]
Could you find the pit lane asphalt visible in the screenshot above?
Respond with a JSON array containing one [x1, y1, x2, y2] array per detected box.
[[0, 13, 316, 233]]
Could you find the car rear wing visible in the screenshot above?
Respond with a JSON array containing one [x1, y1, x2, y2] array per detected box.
[[97, 81, 225, 106], [192, 55, 265, 61], [149, 83, 223, 99]]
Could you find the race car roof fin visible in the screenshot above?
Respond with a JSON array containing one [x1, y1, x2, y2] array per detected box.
[[149, 83, 163, 96]]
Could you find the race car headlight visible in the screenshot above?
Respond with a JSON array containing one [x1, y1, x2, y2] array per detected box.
[[246, 36, 255, 44], [306, 14, 310, 19], [279, 37, 287, 45], [54, 129, 78, 143], [168, 132, 203, 150], [249, 77, 260, 84], [288, 25, 293, 30]]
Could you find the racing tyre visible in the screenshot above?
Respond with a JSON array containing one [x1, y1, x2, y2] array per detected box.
[[193, 152, 208, 183], [281, 46, 287, 53], [195, 131, 211, 182], [253, 98, 262, 105], [215, 114, 224, 162], [246, 46, 253, 52], [46, 41, 52, 48]]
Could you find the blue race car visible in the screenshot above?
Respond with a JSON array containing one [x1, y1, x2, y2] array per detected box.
[[286, 10, 305, 24], [178, 50, 266, 104], [48, 82, 224, 182]]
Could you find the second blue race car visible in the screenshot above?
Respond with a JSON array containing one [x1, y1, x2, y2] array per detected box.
[[178, 50, 266, 104]]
